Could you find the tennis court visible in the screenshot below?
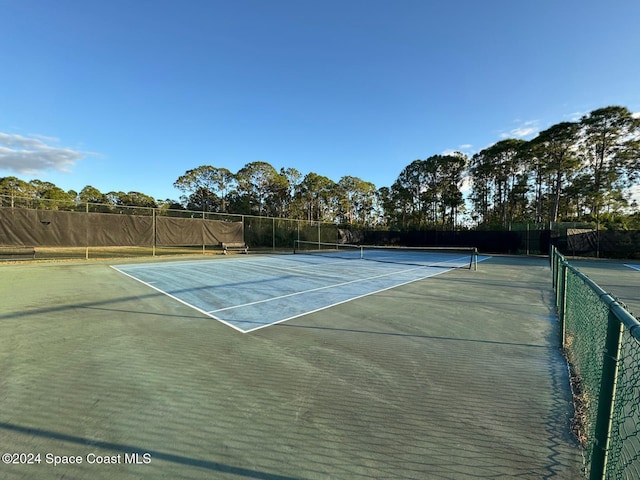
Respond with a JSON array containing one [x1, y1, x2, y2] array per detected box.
[[568, 258, 640, 320], [0, 252, 584, 479], [112, 245, 483, 333]]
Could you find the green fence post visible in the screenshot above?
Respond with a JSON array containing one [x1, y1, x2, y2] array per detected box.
[[551, 247, 559, 290], [152, 208, 156, 257], [558, 262, 568, 349], [589, 307, 624, 480], [85, 202, 90, 260]]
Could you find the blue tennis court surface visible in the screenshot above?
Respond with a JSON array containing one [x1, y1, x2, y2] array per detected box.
[[625, 264, 640, 271], [113, 251, 487, 333]]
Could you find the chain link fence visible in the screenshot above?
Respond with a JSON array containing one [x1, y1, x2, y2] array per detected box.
[[243, 215, 339, 251], [0, 194, 340, 260], [551, 246, 640, 479], [2, 193, 638, 260]]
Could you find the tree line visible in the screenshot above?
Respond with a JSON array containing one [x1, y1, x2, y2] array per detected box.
[[1, 105, 639, 229]]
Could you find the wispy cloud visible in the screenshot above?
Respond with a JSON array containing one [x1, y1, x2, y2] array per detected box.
[[499, 119, 540, 139], [0, 133, 87, 175], [565, 111, 587, 122], [442, 145, 474, 157]]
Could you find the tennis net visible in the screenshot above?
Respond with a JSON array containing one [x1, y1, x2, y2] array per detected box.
[[293, 240, 478, 270]]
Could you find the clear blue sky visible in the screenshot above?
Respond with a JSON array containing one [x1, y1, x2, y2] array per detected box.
[[1, 0, 639, 201]]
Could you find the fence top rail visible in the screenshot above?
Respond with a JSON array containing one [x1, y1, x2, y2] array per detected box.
[[553, 246, 640, 340]]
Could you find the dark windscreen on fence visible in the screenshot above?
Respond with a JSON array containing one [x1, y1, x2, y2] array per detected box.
[[156, 216, 243, 246], [0, 207, 242, 248]]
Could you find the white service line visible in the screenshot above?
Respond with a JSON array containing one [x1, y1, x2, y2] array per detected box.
[[207, 263, 436, 313], [241, 267, 453, 333], [110, 265, 247, 333]]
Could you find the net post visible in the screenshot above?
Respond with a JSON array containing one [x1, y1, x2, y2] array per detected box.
[[472, 247, 478, 271]]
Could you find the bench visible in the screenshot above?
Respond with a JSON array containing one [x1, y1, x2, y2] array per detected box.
[[221, 242, 248, 255], [0, 245, 36, 260]]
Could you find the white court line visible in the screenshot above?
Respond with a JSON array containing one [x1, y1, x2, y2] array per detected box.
[[207, 263, 441, 314], [624, 264, 640, 271], [234, 256, 444, 281], [218, 253, 473, 277], [113, 252, 469, 276], [112, 255, 265, 270], [110, 265, 247, 334], [113, 255, 490, 334], [241, 267, 453, 333], [231, 257, 360, 278], [242, 255, 492, 333], [112, 255, 359, 282]]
